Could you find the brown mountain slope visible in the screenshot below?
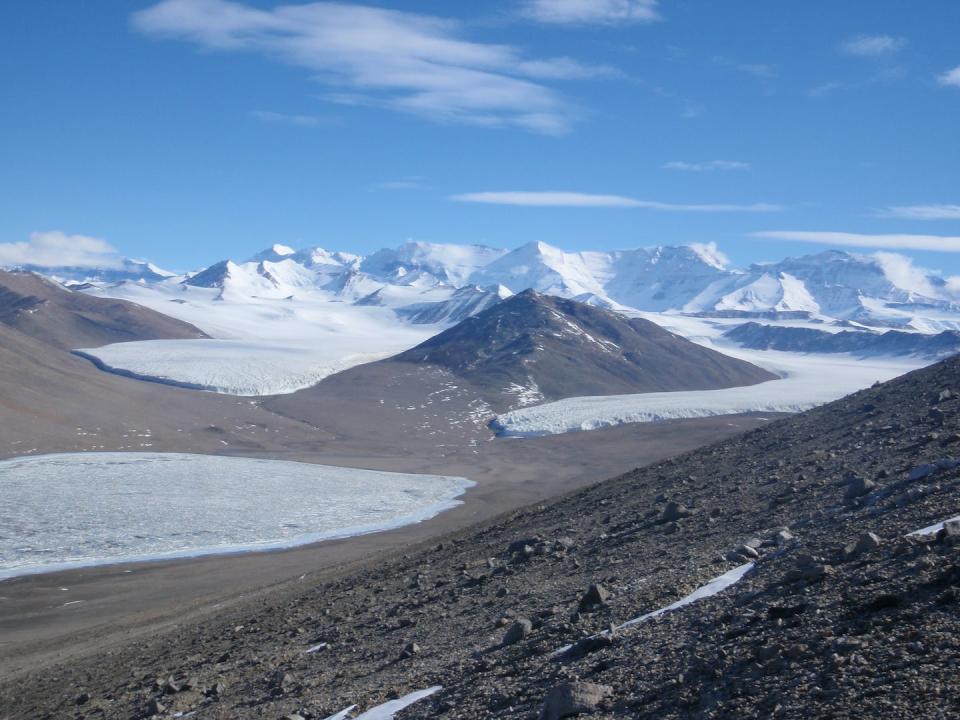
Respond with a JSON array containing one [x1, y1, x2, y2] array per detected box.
[[392, 290, 777, 404], [0, 275, 325, 459], [3, 331, 958, 719], [0, 270, 205, 349]]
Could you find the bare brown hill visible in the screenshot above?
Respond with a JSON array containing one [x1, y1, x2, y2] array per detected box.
[[392, 290, 777, 406], [0, 270, 205, 350]]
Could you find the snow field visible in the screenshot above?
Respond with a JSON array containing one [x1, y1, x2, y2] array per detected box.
[[0, 453, 472, 580]]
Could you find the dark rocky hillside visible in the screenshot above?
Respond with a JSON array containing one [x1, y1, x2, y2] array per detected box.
[[0, 270, 205, 349], [392, 290, 777, 402], [727, 320, 960, 358], [5, 354, 960, 718]]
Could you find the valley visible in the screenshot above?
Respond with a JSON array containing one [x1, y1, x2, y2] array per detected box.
[[5, 4, 959, 717]]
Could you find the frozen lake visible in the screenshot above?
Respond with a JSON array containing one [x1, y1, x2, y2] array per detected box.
[[0, 453, 472, 580]]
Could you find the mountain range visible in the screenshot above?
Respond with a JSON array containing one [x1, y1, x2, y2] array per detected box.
[[10, 240, 960, 332]]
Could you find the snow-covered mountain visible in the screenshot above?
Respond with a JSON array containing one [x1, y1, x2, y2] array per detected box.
[[9, 240, 960, 331], [13, 258, 175, 285], [397, 284, 513, 325], [360, 241, 506, 287], [22, 238, 955, 398]]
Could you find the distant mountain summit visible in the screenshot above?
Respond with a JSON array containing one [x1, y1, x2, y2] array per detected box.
[[392, 290, 777, 404]]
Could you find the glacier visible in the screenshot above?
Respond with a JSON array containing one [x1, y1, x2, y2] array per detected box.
[[0, 453, 472, 580], [76, 281, 438, 395], [40, 239, 960, 398], [492, 349, 923, 437]]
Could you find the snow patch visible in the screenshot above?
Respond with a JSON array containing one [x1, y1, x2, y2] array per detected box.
[[553, 563, 754, 658], [323, 686, 442, 720]]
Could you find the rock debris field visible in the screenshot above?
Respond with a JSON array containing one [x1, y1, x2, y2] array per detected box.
[[4, 357, 960, 719]]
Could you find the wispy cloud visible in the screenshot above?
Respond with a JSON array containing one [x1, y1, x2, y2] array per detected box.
[[872, 252, 944, 298], [752, 231, 960, 253], [522, 0, 660, 25], [0, 231, 123, 269], [370, 177, 427, 191], [663, 160, 751, 172], [806, 81, 847, 98], [840, 34, 906, 57], [134, 0, 610, 135], [878, 205, 960, 221], [251, 110, 334, 127], [452, 191, 781, 213], [713, 56, 777, 80], [938, 66, 960, 87]]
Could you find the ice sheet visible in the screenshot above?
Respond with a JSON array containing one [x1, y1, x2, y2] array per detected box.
[[0, 453, 472, 580]]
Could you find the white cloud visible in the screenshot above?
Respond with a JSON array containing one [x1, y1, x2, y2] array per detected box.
[[0, 231, 123, 269], [251, 110, 333, 127], [752, 231, 960, 253], [134, 0, 609, 135], [938, 66, 960, 87], [688, 241, 730, 268], [663, 160, 751, 172], [451, 191, 781, 212], [878, 204, 960, 221], [872, 252, 941, 297], [840, 34, 906, 57], [713, 56, 777, 80], [371, 177, 426, 191], [522, 0, 660, 24]]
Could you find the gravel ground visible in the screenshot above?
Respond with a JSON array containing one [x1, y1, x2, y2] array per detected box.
[[3, 357, 960, 720]]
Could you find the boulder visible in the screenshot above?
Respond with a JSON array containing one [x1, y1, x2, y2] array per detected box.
[[502, 618, 533, 646], [774, 529, 796, 546], [844, 477, 876, 499], [579, 584, 610, 610], [661, 501, 693, 523], [539, 682, 612, 720], [563, 634, 613, 660], [399, 642, 421, 659], [843, 532, 882, 561]]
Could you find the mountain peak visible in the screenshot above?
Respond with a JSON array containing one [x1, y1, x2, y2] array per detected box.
[[248, 244, 297, 263], [393, 292, 776, 408]]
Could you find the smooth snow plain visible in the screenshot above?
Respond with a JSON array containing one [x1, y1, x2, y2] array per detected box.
[[79, 281, 438, 396], [493, 314, 928, 437], [0, 453, 471, 581]]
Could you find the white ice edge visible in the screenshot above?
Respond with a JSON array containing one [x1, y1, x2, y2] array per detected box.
[[324, 707, 356, 720], [494, 350, 922, 437], [908, 514, 960, 537], [552, 563, 755, 658], [0, 453, 473, 582], [323, 686, 442, 720]]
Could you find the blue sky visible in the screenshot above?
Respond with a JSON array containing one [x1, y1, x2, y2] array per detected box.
[[1, 0, 959, 273]]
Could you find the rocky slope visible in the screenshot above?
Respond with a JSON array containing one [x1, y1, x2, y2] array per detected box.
[[727, 321, 960, 358], [392, 290, 777, 404], [4, 353, 959, 718], [0, 270, 205, 349], [0, 271, 322, 459]]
